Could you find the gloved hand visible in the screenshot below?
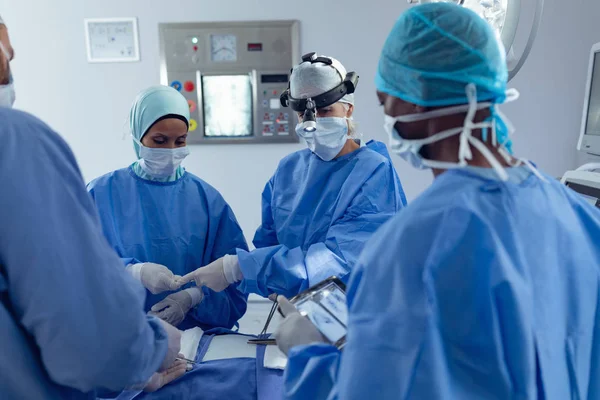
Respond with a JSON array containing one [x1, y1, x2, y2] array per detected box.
[[274, 296, 326, 355], [157, 319, 182, 372], [149, 287, 204, 326], [127, 263, 181, 294], [143, 357, 188, 392], [177, 255, 242, 292]]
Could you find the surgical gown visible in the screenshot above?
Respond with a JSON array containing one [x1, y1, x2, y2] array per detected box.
[[87, 167, 248, 330], [284, 167, 600, 400], [237, 140, 407, 298], [0, 109, 169, 399]]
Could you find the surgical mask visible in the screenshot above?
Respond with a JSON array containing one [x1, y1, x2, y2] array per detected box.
[[132, 136, 190, 178], [384, 84, 520, 181], [296, 117, 349, 161], [0, 42, 15, 108]]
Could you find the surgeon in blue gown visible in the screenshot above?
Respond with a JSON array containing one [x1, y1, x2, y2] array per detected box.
[[273, 4, 600, 399], [179, 55, 407, 298], [0, 108, 184, 398], [87, 86, 248, 330]]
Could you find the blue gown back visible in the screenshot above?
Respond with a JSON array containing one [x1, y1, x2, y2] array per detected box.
[[285, 167, 600, 399]]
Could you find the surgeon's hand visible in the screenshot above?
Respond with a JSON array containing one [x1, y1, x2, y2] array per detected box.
[[157, 319, 182, 372], [178, 257, 234, 292], [149, 287, 204, 326], [127, 262, 181, 294], [143, 357, 187, 392], [274, 296, 326, 355]]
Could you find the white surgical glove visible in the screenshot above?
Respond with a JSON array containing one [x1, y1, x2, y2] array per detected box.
[[177, 255, 242, 292], [149, 287, 204, 326], [274, 296, 326, 355], [157, 319, 182, 372], [143, 357, 188, 392], [127, 262, 181, 294]]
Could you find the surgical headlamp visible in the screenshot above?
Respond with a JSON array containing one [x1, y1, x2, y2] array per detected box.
[[280, 52, 359, 132]]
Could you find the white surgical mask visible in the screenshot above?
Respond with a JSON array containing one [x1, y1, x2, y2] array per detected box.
[[296, 117, 349, 161], [132, 136, 190, 178], [384, 84, 520, 181], [0, 42, 15, 108]]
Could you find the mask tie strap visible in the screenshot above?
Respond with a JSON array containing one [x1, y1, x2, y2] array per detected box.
[[461, 84, 510, 181], [458, 84, 480, 167], [521, 158, 548, 182], [468, 136, 510, 181]]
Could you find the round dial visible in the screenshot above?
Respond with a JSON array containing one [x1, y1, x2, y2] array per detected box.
[[210, 34, 237, 62]]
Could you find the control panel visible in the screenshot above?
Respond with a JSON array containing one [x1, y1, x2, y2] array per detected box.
[[159, 20, 300, 144]]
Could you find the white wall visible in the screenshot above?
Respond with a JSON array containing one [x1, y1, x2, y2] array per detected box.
[[2, 0, 600, 242]]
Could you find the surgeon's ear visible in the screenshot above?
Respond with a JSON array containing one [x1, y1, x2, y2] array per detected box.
[[345, 104, 354, 118]]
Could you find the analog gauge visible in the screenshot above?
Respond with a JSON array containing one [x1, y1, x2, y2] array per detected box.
[[210, 34, 237, 62]]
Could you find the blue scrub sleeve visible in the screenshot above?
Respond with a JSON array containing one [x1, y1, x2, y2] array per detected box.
[[121, 257, 140, 266], [84, 190, 140, 269], [252, 178, 280, 249], [281, 210, 437, 400], [0, 115, 168, 392], [189, 205, 249, 329], [238, 164, 399, 298], [284, 344, 341, 400]]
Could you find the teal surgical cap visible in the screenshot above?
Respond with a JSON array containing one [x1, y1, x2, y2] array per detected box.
[[129, 85, 190, 158], [375, 2, 508, 108]]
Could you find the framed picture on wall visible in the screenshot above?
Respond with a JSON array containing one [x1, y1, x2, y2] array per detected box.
[[84, 17, 140, 63]]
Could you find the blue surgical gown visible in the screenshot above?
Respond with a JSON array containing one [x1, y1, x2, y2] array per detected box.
[[0, 109, 168, 399], [237, 140, 407, 298], [284, 167, 600, 400], [87, 167, 248, 330]]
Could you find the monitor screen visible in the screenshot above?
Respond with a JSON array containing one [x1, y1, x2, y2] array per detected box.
[[584, 53, 600, 137], [202, 75, 253, 137], [294, 282, 348, 344], [566, 182, 600, 208]]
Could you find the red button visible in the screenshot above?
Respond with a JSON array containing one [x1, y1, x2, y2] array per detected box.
[[184, 81, 195, 92], [193, 45, 198, 51]]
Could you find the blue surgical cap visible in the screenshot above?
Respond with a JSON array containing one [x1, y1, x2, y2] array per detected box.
[[375, 3, 508, 108], [129, 85, 190, 158]]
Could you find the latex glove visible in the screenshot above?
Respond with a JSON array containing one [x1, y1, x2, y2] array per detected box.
[[157, 319, 182, 372], [143, 357, 187, 392], [178, 255, 242, 292], [149, 287, 204, 326], [127, 263, 181, 294], [274, 296, 326, 355]]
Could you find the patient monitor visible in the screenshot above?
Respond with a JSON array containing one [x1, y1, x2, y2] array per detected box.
[[563, 43, 600, 207], [561, 170, 600, 209], [577, 42, 600, 156]]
